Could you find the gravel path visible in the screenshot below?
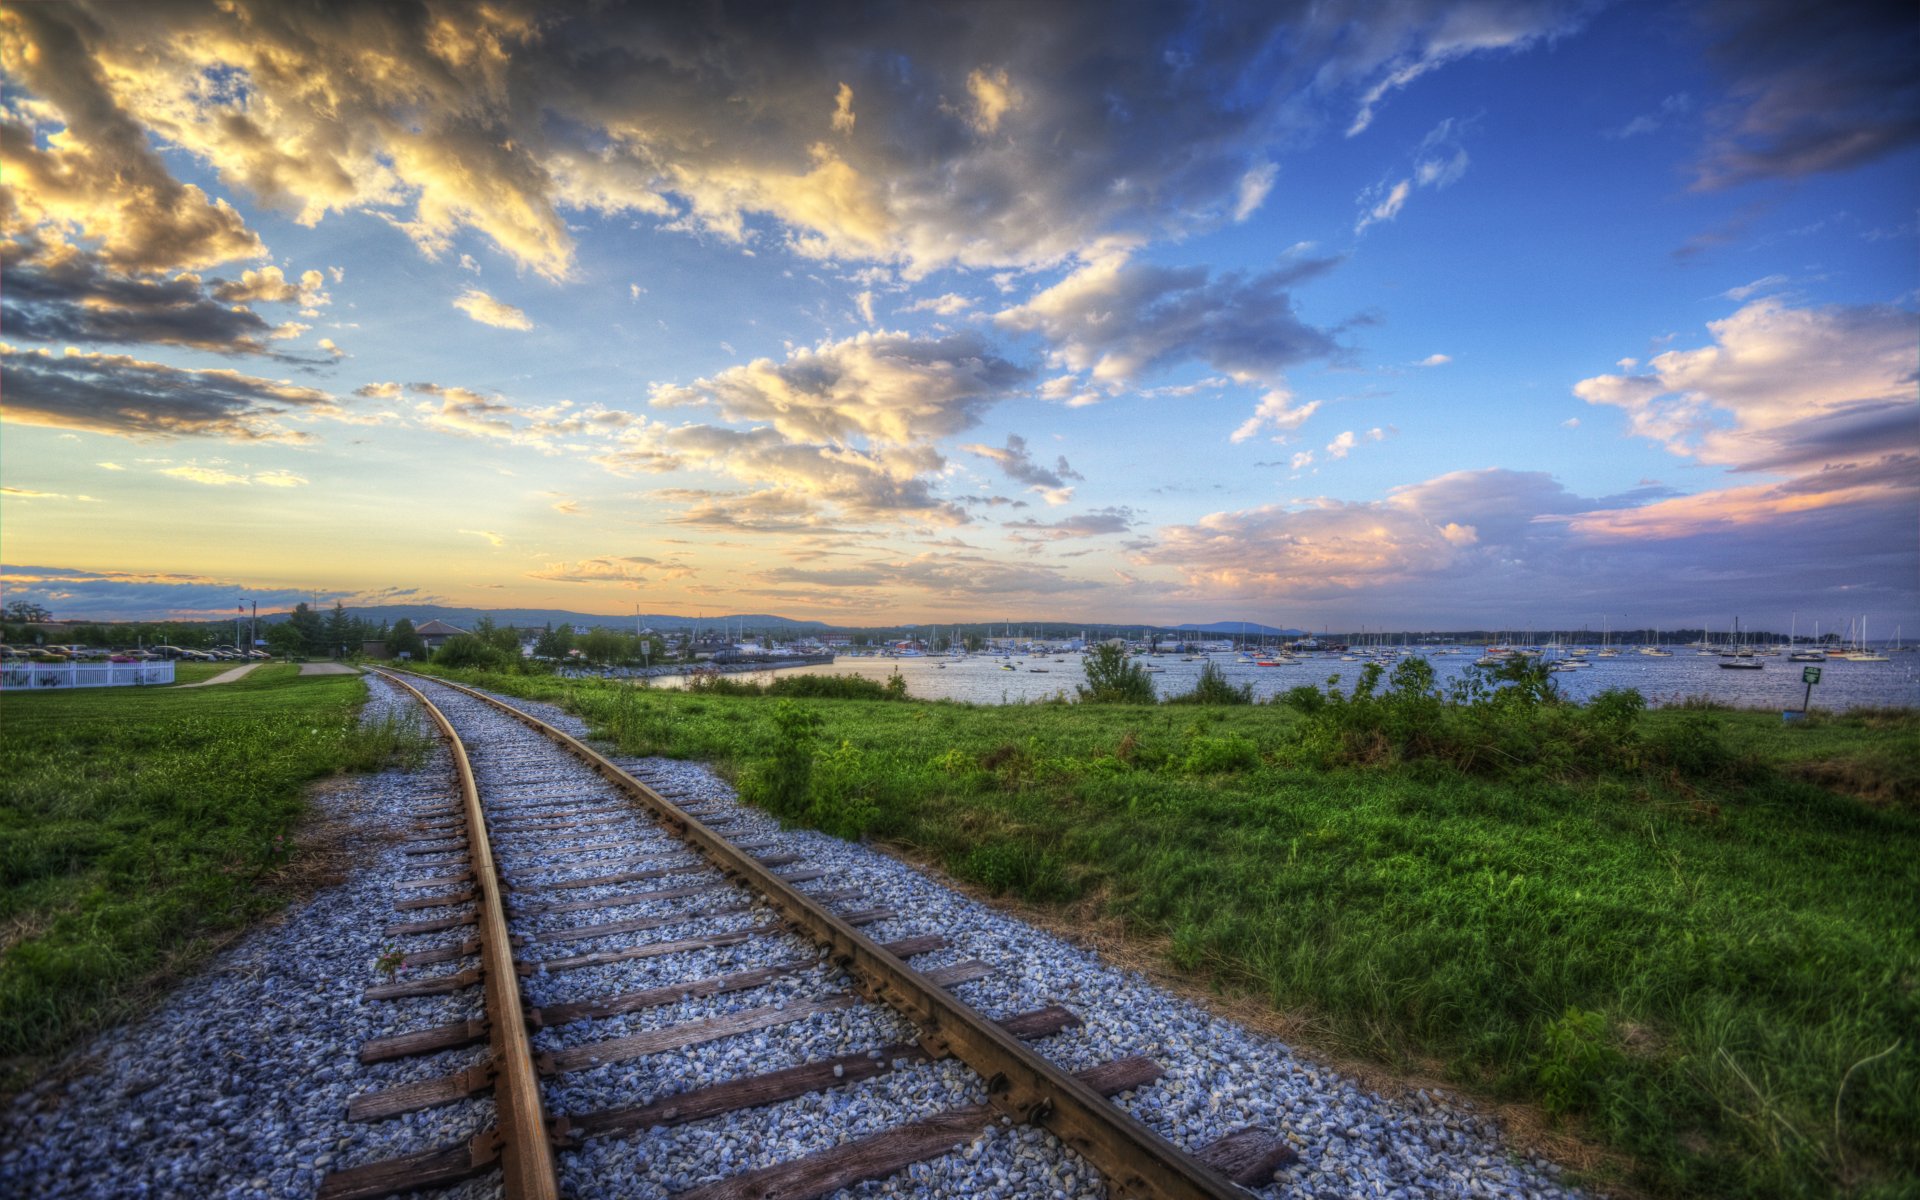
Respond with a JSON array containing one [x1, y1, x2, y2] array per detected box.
[[1, 676, 1591, 1200]]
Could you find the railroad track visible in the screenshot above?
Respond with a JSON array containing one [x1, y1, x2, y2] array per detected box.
[[320, 670, 1294, 1200]]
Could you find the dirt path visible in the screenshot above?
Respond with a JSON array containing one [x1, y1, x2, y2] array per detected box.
[[175, 663, 261, 688], [297, 662, 359, 676]]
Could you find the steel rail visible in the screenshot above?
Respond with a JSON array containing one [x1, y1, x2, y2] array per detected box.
[[373, 670, 561, 1200], [395, 670, 1245, 1200]]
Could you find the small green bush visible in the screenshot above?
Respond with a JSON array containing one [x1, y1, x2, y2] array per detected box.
[[1182, 733, 1261, 774], [1167, 661, 1255, 705], [1533, 1007, 1624, 1115], [1077, 644, 1156, 704]]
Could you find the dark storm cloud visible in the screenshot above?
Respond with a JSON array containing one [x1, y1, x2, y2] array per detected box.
[[0, 239, 287, 355], [0, 1, 1592, 278], [1693, 0, 1920, 187], [0, 344, 335, 441]]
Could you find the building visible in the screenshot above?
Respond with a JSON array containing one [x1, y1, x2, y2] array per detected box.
[[415, 619, 467, 651]]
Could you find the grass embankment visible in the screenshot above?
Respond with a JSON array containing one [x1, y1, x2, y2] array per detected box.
[[417, 664, 1918, 1199], [0, 666, 424, 1089]]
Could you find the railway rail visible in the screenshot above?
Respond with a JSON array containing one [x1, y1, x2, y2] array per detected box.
[[319, 669, 1293, 1200]]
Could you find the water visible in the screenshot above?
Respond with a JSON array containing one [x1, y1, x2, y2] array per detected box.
[[641, 649, 1920, 711]]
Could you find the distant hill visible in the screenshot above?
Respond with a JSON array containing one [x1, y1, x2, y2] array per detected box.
[[313, 606, 832, 632], [1168, 620, 1305, 637]]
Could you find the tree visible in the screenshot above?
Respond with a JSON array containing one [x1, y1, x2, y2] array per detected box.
[[2, 601, 52, 623], [1077, 643, 1156, 704], [324, 602, 352, 658], [963, 632, 985, 653], [388, 618, 427, 660], [287, 602, 324, 653], [266, 622, 305, 658], [534, 625, 573, 659]]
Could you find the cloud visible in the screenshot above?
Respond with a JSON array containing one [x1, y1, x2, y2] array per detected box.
[[1290, 450, 1314, 469], [213, 265, 328, 307], [854, 290, 876, 325], [906, 293, 972, 316], [253, 469, 308, 487], [1233, 162, 1278, 222], [599, 421, 974, 528], [0, 563, 433, 621], [1002, 506, 1137, 541], [831, 82, 857, 135], [0, 239, 294, 356], [1230, 387, 1322, 443], [960, 433, 1083, 504], [651, 330, 1028, 446], [453, 287, 533, 330], [459, 529, 506, 547], [1720, 274, 1788, 302], [0, 343, 337, 441], [1, 486, 100, 502], [1139, 497, 1483, 598], [1573, 299, 1918, 473], [1325, 430, 1357, 459], [1355, 117, 1469, 233], [754, 550, 1098, 604], [1341, 2, 1589, 136], [526, 554, 691, 585], [1561, 417, 1580, 428], [1692, 0, 1920, 187], [0, 3, 1588, 282], [1417, 353, 1452, 367], [0, 8, 264, 273], [997, 250, 1340, 398], [1606, 92, 1692, 140], [160, 464, 250, 486]]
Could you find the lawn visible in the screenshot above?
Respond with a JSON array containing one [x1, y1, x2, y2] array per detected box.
[[0, 667, 423, 1088], [417, 665, 1918, 1199]]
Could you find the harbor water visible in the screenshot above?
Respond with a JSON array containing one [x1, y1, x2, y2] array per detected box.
[[640, 649, 1920, 711]]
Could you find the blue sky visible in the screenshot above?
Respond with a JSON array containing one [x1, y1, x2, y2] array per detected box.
[[1, 0, 1915, 633]]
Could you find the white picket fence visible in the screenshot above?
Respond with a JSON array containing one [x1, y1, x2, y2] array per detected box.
[[0, 661, 176, 690]]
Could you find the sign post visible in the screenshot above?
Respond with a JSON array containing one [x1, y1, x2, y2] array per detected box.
[[1800, 665, 1821, 714]]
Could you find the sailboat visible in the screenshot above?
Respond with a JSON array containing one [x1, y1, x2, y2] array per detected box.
[[1719, 617, 1763, 669], [1841, 616, 1890, 662]]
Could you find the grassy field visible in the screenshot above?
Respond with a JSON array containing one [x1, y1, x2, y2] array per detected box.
[[417, 665, 1918, 1199], [0, 667, 423, 1088]]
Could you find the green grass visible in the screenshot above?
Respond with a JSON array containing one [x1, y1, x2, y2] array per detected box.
[[165, 661, 236, 684], [418, 666, 1919, 1199], [0, 668, 425, 1087]]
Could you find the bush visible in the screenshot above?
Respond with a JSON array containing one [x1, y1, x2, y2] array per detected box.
[[766, 673, 906, 701], [737, 700, 820, 819], [1166, 661, 1254, 705], [1077, 644, 1156, 704], [1181, 733, 1261, 774], [433, 634, 512, 670], [806, 739, 880, 839]]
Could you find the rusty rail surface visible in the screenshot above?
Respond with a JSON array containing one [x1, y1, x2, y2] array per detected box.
[[370, 670, 561, 1200], [397, 669, 1245, 1200]]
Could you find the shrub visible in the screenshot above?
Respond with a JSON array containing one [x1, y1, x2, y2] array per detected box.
[[1278, 684, 1325, 714], [1182, 733, 1261, 774], [1533, 1007, 1624, 1115], [737, 700, 820, 819], [1077, 643, 1156, 704], [432, 634, 511, 670], [806, 739, 880, 839], [768, 673, 888, 700], [1166, 661, 1254, 705]]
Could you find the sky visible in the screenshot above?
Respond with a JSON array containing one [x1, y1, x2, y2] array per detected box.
[[1, 0, 1915, 634]]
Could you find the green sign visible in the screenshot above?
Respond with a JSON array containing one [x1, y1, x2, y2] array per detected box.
[[1802, 666, 1822, 685]]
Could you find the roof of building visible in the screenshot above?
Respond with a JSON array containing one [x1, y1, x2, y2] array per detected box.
[[415, 619, 468, 637]]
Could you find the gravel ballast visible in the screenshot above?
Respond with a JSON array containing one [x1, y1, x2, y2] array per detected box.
[[1, 675, 1589, 1199]]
